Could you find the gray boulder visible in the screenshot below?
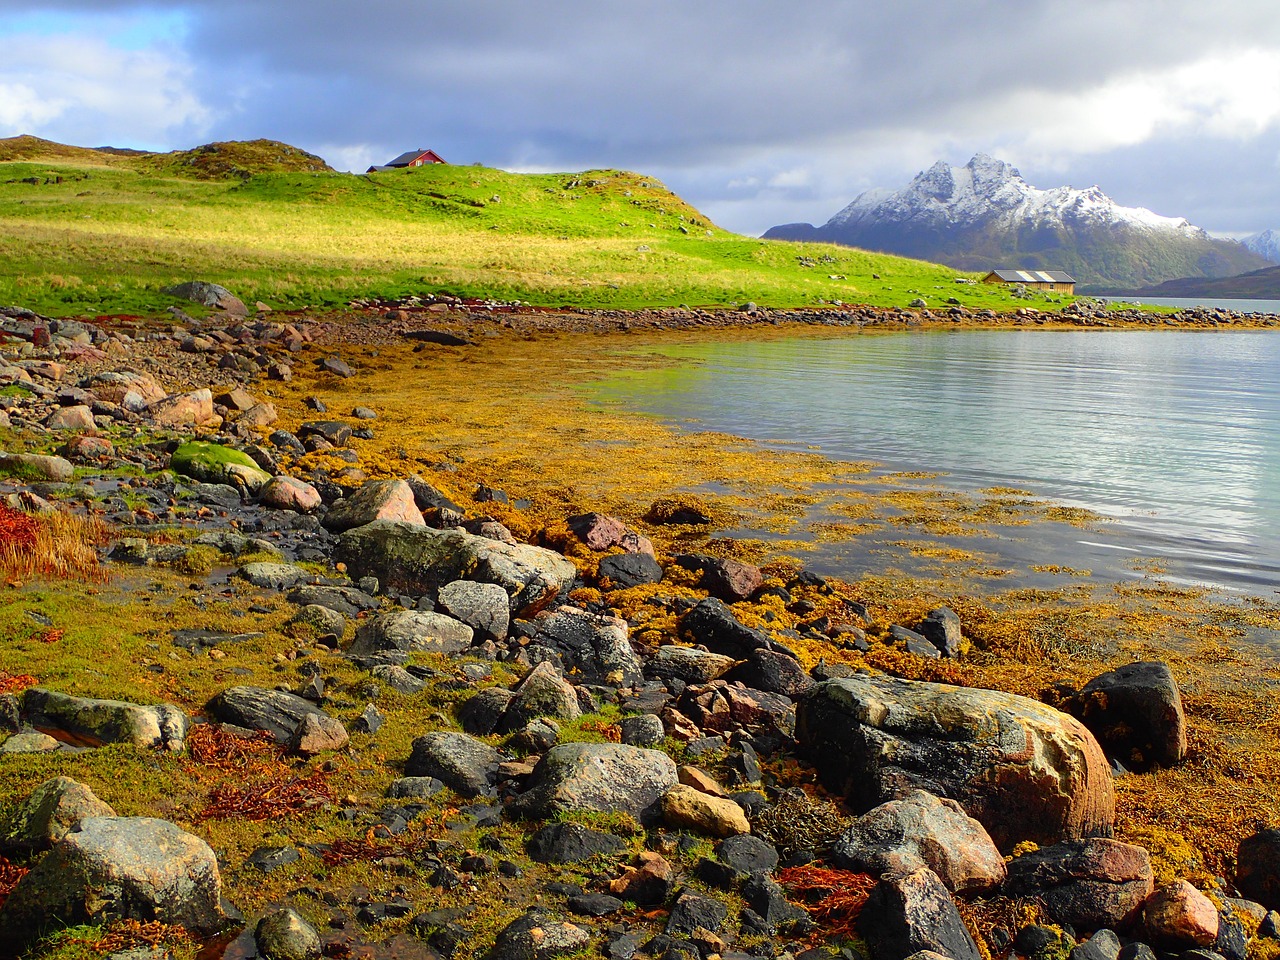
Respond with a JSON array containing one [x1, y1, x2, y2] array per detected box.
[[646, 645, 738, 685], [348, 608, 473, 656], [1071, 661, 1187, 769], [22, 688, 188, 751], [437, 579, 510, 642], [235, 561, 311, 590], [1004, 838, 1155, 929], [1, 776, 116, 851], [405, 731, 504, 798], [0, 817, 225, 950], [831, 789, 1005, 895], [336, 520, 576, 616], [528, 606, 644, 687], [508, 742, 678, 823], [497, 661, 582, 733], [917, 607, 963, 658], [0, 452, 74, 482], [205, 686, 330, 743], [490, 908, 590, 960], [796, 675, 1114, 850]]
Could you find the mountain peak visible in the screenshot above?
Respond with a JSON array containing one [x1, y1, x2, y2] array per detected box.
[[762, 154, 1272, 288]]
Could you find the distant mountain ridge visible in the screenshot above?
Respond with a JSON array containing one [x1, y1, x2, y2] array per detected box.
[[1242, 229, 1280, 264], [763, 154, 1271, 291], [1132, 263, 1280, 300]]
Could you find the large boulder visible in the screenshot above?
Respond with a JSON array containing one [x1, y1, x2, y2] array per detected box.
[[23, 688, 188, 752], [1070, 661, 1187, 769], [527, 606, 644, 687], [336, 520, 577, 616], [322, 479, 423, 532], [796, 675, 1114, 850], [496, 661, 582, 733], [405, 732, 504, 798], [0, 817, 226, 950], [1, 776, 116, 851], [170, 441, 270, 493], [1141, 880, 1220, 947], [259, 476, 323, 512], [646, 645, 739, 685], [436, 579, 510, 642], [681, 597, 792, 659], [508, 743, 678, 823], [347, 609, 474, 656], [146, 388, 218, 428], [205, 686, 331, 743], [831, 789, 1005, 895], [1004, 838, 1155, 930], [0, 452, 73, 482]]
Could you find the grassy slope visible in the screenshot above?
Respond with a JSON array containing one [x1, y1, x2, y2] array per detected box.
[[0, 141, 1046, 316]]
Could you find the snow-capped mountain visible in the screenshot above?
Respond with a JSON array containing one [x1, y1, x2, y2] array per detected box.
[[1242, 229, 1280, 264], [763, 154, 1270, 290]]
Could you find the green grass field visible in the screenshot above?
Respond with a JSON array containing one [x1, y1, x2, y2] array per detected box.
[[0, 137, 1051, 316]]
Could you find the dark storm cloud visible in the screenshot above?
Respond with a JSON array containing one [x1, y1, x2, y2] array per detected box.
[[3, 0, 1279, 233]]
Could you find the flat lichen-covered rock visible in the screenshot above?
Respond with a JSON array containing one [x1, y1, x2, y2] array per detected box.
[[336, 519, 577, 615], [22, 688, 189, 751], [796, 675, 1114, 851]]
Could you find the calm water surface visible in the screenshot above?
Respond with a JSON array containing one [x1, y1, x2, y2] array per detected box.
[[593, 330, 1280, 595]]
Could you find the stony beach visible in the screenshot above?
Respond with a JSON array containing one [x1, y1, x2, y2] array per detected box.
[[1, 296, 1279, 960]]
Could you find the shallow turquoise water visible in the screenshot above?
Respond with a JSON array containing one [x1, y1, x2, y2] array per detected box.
[[593, 330, 1280, 595]]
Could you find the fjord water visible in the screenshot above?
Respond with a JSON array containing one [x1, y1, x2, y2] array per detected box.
[[595, 330, 1280, 594]]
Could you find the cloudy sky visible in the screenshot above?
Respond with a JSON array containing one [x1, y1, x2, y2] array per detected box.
[[2, 0, 1279, 237]]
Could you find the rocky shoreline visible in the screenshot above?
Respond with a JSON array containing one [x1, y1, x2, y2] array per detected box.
[[1, 301, 1279, 960]]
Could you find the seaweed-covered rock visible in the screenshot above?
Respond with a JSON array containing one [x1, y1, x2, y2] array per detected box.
[[170, 440, 269, 492], [797, 675, 1114, 850]]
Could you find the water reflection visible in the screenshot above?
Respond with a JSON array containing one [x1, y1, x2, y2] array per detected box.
[[593, 331, 1280, 593]]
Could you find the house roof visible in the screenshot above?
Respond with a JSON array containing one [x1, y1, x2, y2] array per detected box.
[[986, 268, 1076, 284], [385, 149, 445, 167]]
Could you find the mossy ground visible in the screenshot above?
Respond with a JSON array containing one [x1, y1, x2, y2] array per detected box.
[[2, 319, 1280, 958]]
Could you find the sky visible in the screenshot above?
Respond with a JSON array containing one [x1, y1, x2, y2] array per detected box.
[[1, 1, 1279, 238]]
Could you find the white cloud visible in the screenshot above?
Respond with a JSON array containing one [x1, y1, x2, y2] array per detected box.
[[0, 31, 211, 145]]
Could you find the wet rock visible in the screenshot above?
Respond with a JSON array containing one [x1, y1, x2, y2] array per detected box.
[[437, 579, 510, 642], [0, 817, 226, 950], [337, 519, 577, 616], [322, 479, 423, 532], [661, 783, 751, 838], [205, 687, 331, 744], [1071, 662, 1187, 769], [526, 822, 626, 863], [831, 789, 1006, 895], [256, 906, 322, 960], [1, 776, 116, 851], [22, 688, 188, 751], [1004, 838, 1155, 930], [1142, 880, 1219, 947], [509, 742, 678, 823], [348, 609, 474, 656], [797, 675, 1114, 850], [528, 606, 643, 687], [405, 731, 504, 798], [858, 866, 982, 960]]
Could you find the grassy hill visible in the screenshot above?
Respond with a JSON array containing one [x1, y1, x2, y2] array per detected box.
[[1129, 263, 1280, 300], [0, 137, 1045, 316]]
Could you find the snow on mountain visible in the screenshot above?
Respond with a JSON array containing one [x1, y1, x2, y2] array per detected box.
[[827, 154, 1204, 239], [1242, 229, 1280, 264], [762, 153, 1271, 289]]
